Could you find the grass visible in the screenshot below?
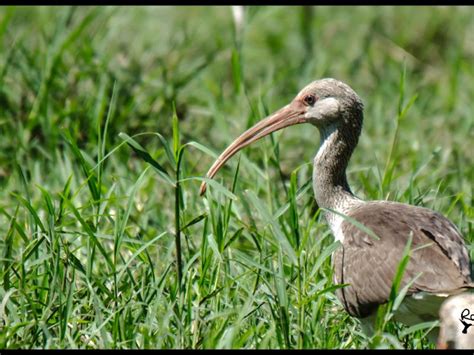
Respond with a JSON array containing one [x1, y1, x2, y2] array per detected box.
[[0, 5, 473, 349]]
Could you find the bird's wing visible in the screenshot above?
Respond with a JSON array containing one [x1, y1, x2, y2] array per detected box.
[[333, 201, 472, 318]]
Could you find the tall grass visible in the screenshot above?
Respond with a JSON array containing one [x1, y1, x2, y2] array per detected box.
[[0, 6, 472, 349]]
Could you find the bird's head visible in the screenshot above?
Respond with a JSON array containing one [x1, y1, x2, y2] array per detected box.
[[297, 78, 363, 128], [199, 78, 364, 195]]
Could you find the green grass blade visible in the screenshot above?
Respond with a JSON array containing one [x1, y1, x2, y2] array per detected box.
[[118, 132, 175, 187]]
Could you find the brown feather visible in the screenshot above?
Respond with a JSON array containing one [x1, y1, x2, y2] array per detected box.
[[334, 201, 472, 318]]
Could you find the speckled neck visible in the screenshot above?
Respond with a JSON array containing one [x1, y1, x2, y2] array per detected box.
[[313, 119, 363, 231]]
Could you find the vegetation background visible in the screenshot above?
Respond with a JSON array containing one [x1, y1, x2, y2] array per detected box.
[[0, 6, 472, 349]]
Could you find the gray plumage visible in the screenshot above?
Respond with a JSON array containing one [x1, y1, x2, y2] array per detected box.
[[334, 201, 472, 319]]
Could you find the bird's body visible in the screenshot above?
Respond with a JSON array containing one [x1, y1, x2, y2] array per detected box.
[[333, 201, 471, 320], [200, 78, 473, 339]]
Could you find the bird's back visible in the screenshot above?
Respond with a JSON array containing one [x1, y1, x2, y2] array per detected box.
[[332, 200, 473, 320]]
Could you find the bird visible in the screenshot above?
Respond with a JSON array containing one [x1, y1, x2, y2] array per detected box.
[[199, 78, 473, 340]]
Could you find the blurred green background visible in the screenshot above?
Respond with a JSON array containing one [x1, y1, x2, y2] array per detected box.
[[0, 6, 472, 349]]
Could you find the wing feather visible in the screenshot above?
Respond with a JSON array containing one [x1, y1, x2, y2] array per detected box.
[[333, 201, 472, 318]]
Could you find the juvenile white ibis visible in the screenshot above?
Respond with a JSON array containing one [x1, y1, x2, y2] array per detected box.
[[199, 79, 473, 336]]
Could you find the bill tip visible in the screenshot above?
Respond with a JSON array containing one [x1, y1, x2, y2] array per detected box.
[[199, 182, 207, 196]]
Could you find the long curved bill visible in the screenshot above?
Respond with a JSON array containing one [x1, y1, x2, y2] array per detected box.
[[199, 104, 307, 195]]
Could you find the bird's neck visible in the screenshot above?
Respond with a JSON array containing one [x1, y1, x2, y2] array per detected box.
[[313, 123, 361, 214]]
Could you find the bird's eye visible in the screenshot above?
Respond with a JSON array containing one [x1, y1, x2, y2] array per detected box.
[[304, 94, 316, 106]]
